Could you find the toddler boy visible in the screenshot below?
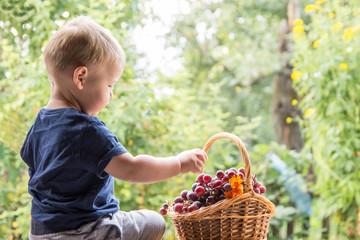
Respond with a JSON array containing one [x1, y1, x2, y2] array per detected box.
[[20, 16, 207, 240]]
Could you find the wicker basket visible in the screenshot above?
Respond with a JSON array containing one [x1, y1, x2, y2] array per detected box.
[[167, 132, 276, 240]]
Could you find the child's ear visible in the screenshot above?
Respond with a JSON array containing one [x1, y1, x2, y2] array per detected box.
[[73, 66, 88, 90]]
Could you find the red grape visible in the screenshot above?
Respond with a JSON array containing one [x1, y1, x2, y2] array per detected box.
[[194, 201, 203, 208], [203, 174, 212, 183], [228, 170, 236, 178], [259, 186, 266, 194], [159, 208, 167, 215], [206, 195, 216, 205], [195, 186, 205, 197], [187, 191, 199, 201], [162, 203, 169, 209], [197, 173, 205, 183], [216, 170, 225, 179], [213, 179, 223, 188], [180, 190, 188, 199], [174, 196, 184, 203], [188, 203, 199, 212], [174, 203, 183, 213], [254, 187, 260, 194], [192, 183, 198, 192], [223, 183, 232, 191], [238, 167, 245, 175]]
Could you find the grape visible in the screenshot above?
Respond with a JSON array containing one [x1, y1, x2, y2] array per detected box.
[[230, 167, 238, 173], [194, 201, 203, 208], [223, 183, 232, 191], [162, 203, 169, 209], [182, 206, 188, 213], [238, 167, 245, 175], [206, 195, 216, 205], [159, 208, 167, 215], [197, 173, 205, 183], [254, 187, 260, 194], [174, 203, 184, 213], [187, 191, 199, 201], [259, 186, 266, 194], [188, 203, 199, 212], [212, 179, 223, 188], [180, 190, 188, 200], [218, 194, 225, 201], [252, 176, 259, 188], [216, 170, 225, 179], [238, 172, 244, 180], [228, 170, 236, 178], [222, 175, 229, 182], [195, 186, 205, 197], [192, 183, 198, 192], [174, 196, 184, 203], [203, 174, 212, 183]]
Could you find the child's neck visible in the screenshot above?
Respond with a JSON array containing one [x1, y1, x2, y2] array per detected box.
[[46, 89, 81, 112]]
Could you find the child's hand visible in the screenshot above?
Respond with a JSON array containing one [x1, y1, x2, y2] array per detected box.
[[176, 149, 208, 173]]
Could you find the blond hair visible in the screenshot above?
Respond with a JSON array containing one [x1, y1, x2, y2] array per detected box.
[[44, 16, 125, 75]]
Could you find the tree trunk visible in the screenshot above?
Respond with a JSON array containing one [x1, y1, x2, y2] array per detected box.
[[272, 0, 303, 152]]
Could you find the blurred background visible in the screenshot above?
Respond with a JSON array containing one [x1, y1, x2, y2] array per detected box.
[[1, 0, 360, 239]]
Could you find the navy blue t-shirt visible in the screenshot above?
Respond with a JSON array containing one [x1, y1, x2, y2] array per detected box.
[[20, 108, 127, 234]]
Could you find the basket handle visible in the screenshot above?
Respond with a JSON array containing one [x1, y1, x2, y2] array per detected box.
[[200, 132, 254, 194]]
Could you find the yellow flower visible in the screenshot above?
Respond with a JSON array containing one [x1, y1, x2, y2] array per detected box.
[[286, 117, 292, 124], [343, 26, 359, 39], [291, 99, 298, 106], [235, 86, 241, 92], [176, 178, 183, 184], [340, 63, 348, 70], [313, 39, 320, 48], [12, 221, 19, 229], [305, 4, 317, 12], [293, 19, 303, 26], [304, 108, 315, 117], [128, 139, 133, 146], [316, 0, 327, 4], [1, 225, 7, 232], [332, 22, 344, 31], [291, 70, 302, 80], [328, 12, 335, 18], [293, 25, 305, 33]]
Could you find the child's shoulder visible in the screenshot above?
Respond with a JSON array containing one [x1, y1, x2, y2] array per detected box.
[[37, 107, 106, 128]]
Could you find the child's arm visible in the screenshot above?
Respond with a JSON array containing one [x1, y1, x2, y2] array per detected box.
[[104, 149, 207, 183]]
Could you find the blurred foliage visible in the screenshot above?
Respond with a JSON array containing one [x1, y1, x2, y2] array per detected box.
[[165, 0, 289, 145], [1, 0, 360, 240], [292, 0, 360, 239]]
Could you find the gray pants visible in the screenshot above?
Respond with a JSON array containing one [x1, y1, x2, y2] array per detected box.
[[29, 210, 166, 240]]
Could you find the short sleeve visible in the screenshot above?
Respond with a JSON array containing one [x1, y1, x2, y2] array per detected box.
[[81, 119, 127, 178]]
